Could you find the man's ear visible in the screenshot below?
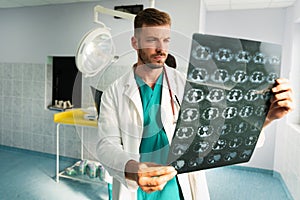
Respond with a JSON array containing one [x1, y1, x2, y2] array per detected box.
[[131, 36, 138, 50]]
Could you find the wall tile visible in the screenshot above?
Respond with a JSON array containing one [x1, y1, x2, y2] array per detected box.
[[2, 130, 13, 147], [12, 130, 23, 148], [2, 79, 12, 97], [43, 135, 55, 155], [12, 63, 23, 80], [22, 132, 32, 150], [0, 62, 87, 160], [2, 113, 12, 131], [21, 98, 32, 115], [44, 120, 56, 137], [12, 113, 22, 132], [2, 63, 12, 80], [31, 116, 44, 135], [64, 139, 81, 159], [22, 81, 33, 99], [12, 80, 23, 97], [32, 64, 45, 82], [32, 134, 44, 152], [0, 97, 3, 114], [3, 97, 12, 114], [31, 99, 44, 117], [31, 81, 45, 100], [0, 64, 4, 79], [22, 114, 32, 133], [23, 64, 34, 81], [0, 80, 3, 97], [12, 97, 22, 114]]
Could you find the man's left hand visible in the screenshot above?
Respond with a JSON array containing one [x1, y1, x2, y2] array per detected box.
[[264, 78, 294, 127]]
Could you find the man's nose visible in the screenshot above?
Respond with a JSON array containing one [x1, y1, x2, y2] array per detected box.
[[156, 40, 166, 51]]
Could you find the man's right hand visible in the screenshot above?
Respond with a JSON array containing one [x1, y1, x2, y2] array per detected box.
[[125, 160, 177, 193]]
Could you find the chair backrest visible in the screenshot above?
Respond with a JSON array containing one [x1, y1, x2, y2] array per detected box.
[[90, 86, 103, 116]]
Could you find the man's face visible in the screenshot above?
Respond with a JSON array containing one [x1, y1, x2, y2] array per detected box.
[[135, 25, 171, 68]]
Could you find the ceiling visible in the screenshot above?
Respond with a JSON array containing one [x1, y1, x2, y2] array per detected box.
[[0, 0, 297, 11], [203, 0, 297, 11]]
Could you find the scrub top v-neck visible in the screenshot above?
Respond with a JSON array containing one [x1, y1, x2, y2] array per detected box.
[[135, 72, 181, 200]]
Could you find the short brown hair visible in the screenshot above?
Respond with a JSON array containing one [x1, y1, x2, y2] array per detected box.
[[134, 8, 171, 35]]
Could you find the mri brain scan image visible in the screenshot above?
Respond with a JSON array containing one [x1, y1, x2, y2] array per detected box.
[[231, 70, 248, 83], [212, 139, 227, 150], [255, 105, 268, 116], [192, 45, 212, 60], [253, 52, 266, 64], [188, 157, 204, 167], [197, 125, 214, 138], [234, 122, 248, 134], [239, 106, 254, 118], [222, 107, 238, 119], [235, 50, 251, 63], [193, 141, 210, 153], [189, 68, 208, 82], [217, 124, 232, 136], [172, 143, 189, 156], [202, 107, 219, 120], [207, 153, 222, 164], [227, 89, 243, 102], [207, 89, 225, 102], [229, 138, 243, 148], [224, 152, 238, 161], [244, 90, 259, 101], [185, 89, 205, 103], [215, 48, 233, 62], [175, 127, 195, 139], [211, 69, 229, 83], [266, 72, 279, 83], [245, 136, 258, 146], [240, 149, 252, 159], [173, 160, 185, 170], [269, 56, 280, 65], [181, 108, 199, 122], [250, 71, 265, 83]]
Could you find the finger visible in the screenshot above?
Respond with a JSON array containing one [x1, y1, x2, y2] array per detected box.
[[275, 78, 289, 84], [139, 166, 176, 177], [138, 170, 177, 187], [140, 182, 168, 193], [267, 107, 291, 120], [272, 91, 293, 102], [272, 81, 293, 93], [269, 99, 294, 112]]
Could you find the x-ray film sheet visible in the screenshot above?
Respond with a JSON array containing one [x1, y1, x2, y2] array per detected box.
[[168, 33, 281, 174]]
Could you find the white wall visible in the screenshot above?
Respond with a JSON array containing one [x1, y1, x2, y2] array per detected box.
[[0, 0, 201, 67], [274, 1, 300, 199]]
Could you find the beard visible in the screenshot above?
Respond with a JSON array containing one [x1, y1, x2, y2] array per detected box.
[[138, 49, 166, 69]]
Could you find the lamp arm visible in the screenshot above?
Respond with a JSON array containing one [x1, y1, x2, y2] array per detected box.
[[94, 5, 136, 23]]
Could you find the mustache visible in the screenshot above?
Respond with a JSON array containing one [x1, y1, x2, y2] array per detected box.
[[151, 53, 167, 57]]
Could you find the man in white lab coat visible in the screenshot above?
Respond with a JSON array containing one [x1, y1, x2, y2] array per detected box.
[[96, 8, 293, 200]]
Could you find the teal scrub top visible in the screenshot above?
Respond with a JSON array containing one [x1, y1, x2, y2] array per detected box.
[[135, 72, 181, 200]]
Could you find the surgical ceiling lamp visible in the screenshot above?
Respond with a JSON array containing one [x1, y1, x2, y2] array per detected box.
[[75, 5, 136, 77]]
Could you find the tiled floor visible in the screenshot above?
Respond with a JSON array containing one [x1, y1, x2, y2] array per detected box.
[[0, 147, 292, 200]]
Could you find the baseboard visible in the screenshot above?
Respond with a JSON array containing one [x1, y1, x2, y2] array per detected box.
[[0, 145, 77, 163]]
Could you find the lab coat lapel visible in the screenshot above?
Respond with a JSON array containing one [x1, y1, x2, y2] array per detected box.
[[123, 69, 144, 128], [161, 69, 177, 144]]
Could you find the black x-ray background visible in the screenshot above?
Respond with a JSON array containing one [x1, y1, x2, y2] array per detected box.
[[168, 33, 281, 174]]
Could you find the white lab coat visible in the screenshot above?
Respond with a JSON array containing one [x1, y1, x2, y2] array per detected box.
[[97, 66, 210, 200]]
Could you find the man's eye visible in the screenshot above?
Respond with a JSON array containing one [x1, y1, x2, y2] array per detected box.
[[146, 38, 156, 42]]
